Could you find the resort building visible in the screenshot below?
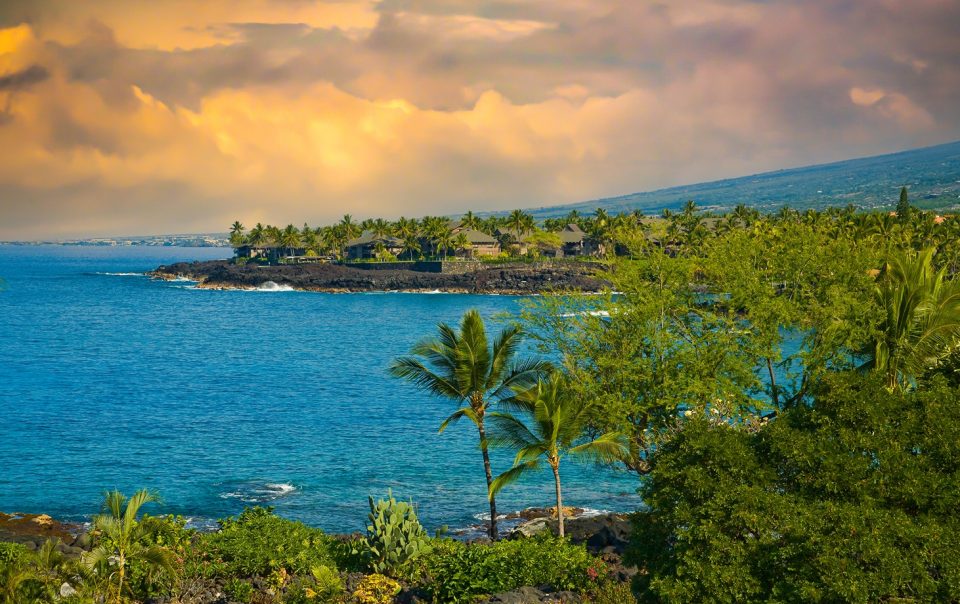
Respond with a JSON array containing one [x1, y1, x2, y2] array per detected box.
[[345, 231, 404, 260], [235, 244, 307, 262], [449, 225, 501, 257]]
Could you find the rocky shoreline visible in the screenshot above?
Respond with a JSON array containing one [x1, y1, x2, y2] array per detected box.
[[148, 260, 606, 295]]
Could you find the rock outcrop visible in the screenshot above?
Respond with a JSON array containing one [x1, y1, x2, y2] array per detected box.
[[150, 260, 606, 294]]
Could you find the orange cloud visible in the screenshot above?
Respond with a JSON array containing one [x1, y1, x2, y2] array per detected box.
[[0, 0, 959, 239]]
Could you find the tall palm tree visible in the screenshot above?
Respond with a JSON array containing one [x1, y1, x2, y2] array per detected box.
[[82, 490, 174, 604], [390, 310, 550, 539], [280, 224, 302, 258], [487, 373, 627, 537], [869, 247, 960, 390]]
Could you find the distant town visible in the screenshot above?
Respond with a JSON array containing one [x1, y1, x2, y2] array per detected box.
[[1, 233, 230, 247]]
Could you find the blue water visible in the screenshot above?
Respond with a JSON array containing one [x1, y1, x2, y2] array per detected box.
[[0, 245, 640, 534]]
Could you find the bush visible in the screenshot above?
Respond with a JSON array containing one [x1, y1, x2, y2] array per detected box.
[[628, 373, 960, 603], [353, 573, 401, 604], [361, 491, 432, 578], [224, 578, 253, 603], [197, 507, 336, 578], [304, 565, 344, 601], [425, 536, 602, 603]]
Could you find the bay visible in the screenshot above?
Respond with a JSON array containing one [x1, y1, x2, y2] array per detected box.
[[0, 245, 639, 533]]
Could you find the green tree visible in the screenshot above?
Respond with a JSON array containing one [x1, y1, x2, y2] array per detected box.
[[82, 490, 174, 604], [488, 373, 627, 537], [896, 185, 912, 222], [628, 372, 960, 602], [229, 221, 246, 247], [868, 247, 960, 390], [389, 310, 550, 539]]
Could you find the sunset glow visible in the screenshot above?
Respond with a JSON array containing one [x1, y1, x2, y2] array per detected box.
[[1, 0, 958, 238]]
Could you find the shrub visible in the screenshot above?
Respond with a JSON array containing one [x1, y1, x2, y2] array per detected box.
[[628, 373, 960, 603], [360, 491, 431, 578], [198, 507, 336, 578], [353, 573, 401, 604], [224, 578, 253, 603], [424, 536, 602, 603], [304, 565, 344, 601]]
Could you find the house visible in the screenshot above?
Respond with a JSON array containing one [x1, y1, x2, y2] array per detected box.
[[235, 244, 306, 262], [345, 231, 404, 260], [556, 224, 598, 257], [450, 225, 501, 257]]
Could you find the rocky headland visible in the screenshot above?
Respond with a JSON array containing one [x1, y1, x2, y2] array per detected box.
[[149, 260, 606, 294]]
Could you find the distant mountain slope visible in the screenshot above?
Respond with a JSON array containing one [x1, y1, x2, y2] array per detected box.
[[526, 140, 960, 218]]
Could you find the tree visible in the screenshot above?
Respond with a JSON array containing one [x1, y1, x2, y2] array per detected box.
[[460, 211, 481, 231], [389, 310, 550, 539], [868, 247, 960, 390], [896, 185, 912, 222], [82, 490, 174, 604], [521, 241, 766, 475], [628, 372, 960, 602], [487, 373, 627, 537], [229, 221, 246, 247], [280, 224, 302, 258]]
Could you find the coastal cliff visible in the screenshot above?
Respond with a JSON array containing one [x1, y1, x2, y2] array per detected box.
[[149, 260, 606, 294]]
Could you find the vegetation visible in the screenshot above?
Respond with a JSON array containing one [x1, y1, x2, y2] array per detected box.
[[628, 372, 960, 602], [389, 309, 550, 540], [82, 490, 175, 604], [424, 536, 604, 603], [487, 372, 628, 537], [360, 491, 432, 578], [10, 188, 960, 601]]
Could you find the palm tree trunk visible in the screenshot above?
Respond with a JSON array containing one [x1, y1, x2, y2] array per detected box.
[[551, 462, 564, 538], [476, 419, 499, 540]]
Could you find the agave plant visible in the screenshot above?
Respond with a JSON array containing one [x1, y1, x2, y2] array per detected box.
[[82, 490, 174, 604]]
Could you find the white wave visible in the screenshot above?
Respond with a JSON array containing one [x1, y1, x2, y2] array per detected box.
[[255, 281, 295, 292], [98, 272, 146, 277], [170, 276, 197, 282], [219, 481, 298, 503]]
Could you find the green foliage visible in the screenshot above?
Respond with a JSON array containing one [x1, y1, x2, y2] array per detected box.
[[390, 309, 551, 539], [585, 580, 638, 604], [424, 536, 602, 603], [360, 491, 432, 578], [628, 372, 960, 603], [303, 565, 344, 601], [83, 490, 176, 604], [224, 578, 254, 603], [488, 372, 628, 537], [869, 247, 960, 389], [198, 506, 336, 578]]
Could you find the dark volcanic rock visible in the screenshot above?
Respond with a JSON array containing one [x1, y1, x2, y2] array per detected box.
[[150, 260, 605, 294], [0, 512, 80, 547]]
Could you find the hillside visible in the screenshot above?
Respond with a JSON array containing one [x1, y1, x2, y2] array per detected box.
[[525, 140, 960, 218]]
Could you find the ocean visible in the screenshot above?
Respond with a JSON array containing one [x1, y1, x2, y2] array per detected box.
[[0, 245, 640, 534]]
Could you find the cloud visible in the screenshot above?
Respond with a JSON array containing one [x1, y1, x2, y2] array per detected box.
[[0, 0, 959, 239]]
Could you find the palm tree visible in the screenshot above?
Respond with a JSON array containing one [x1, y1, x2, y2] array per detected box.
[[869, 247, 960, 390], [229, 221, 246, 247], [82, 490, 174, 604], [389, 310, 550, 539], [280, 224, 302, 258], [487, 373, 627, 537], [460, 211, 481, 231], [454, 231, 470, 258], [248, 223, 267, 247]]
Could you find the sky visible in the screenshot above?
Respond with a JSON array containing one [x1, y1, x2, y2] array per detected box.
[[0, 0, 959, 239]]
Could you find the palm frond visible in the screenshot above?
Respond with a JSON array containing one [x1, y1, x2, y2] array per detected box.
[[569, 432, 630, 464], [486, 412, 541, 451], [488, 459, 542, 499], [389, 357, 463, 399], [438, 406, 480, 433]]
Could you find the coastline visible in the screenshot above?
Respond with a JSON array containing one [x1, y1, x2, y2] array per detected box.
[[148, 259, 607, 295]]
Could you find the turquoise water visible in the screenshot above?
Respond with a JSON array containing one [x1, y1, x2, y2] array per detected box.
[[0, 245, 640, 533]]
